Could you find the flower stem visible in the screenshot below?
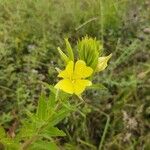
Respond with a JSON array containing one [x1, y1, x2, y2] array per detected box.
[[98, 111, 110, 150]]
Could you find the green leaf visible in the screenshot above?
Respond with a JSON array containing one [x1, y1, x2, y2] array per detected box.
[[43, 83, 56, 108], [29, 141, 59, 150], [18, 121, 37, 138], [0, 126, 6, 138], [36, 93, 48, 121], [48, 93, 56, 109], [87, 83, 107, 90], [40, 127, 66, 138], [65, 38, 74, 61], [49, 107, 71, 126], [26, 110, 38, 123], [0, 138, 19, 150]]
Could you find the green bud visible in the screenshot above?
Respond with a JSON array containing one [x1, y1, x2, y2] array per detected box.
[[57, 39, 74, 64], [65, 38, 74, 61], [57, 47, 70, 64], [77, 36, 103, 71]]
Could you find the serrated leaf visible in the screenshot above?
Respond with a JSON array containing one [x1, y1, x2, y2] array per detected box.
[[18, 121, 37, 138], [36, 94, 48, 121], [48, 93, 56, 109], [49, 107, 71, 126], [40, 127, 66, 138], [26, 110, 38, 123], [29, 141, 59, 150], [43, 83, 56, 109], [0, 138, 19, 150]]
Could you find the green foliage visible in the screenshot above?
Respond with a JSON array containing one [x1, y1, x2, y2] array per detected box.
[[57, 36, 106, 75], [0, 0, 149, 150], [29, 141, 58, 150], [0, 127, 5, 138], [36, 93, 49, 121], [101, 0, 127, 32], [0, 87, 73, 150]]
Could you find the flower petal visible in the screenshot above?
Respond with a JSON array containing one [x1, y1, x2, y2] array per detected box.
[[58, 61, 74, 79], [55, 79, 73, 94], [96, 54, 112, 72], [74, 79, 92, 95], [74, 60, 93, 79]]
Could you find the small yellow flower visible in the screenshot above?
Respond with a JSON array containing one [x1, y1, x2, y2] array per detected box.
[[55, 60, 93, 95], [96, 54, 112, 72]]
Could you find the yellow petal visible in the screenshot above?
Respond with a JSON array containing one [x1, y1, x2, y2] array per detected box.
[[58, 61, 74, 79], [74, 60, 93, 79], [55, 79, 73, 94], [73, 79, 92, 95], [96, 54, 112, 72]]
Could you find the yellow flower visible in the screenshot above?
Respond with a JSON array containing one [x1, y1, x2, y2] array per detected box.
[[96, 54, 112, 72], [55, 60, 93, 95]]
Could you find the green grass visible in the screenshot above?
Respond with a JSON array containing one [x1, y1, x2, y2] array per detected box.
[[0, 0, 150, 149]]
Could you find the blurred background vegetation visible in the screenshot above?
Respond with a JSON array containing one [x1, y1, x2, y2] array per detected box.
[[0, 0, 150, 149]]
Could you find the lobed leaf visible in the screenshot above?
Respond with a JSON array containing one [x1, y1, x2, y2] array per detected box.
[[40, 127, 66, 138], [36, 94, 48, 121], [29, 141, 59, 150]]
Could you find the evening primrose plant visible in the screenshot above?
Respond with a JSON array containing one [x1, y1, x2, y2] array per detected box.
[[56, 36, 112, 95], [0, 37, 111, 150]]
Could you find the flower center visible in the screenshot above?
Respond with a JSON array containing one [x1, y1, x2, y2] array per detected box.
[[71, 79, 75, 84]]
